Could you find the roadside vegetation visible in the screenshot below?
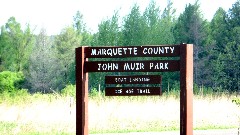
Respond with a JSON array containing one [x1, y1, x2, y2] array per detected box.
[[0, 85, 239, 134]]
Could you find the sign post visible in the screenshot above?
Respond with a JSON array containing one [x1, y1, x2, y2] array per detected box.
[[76, 44, 193, 135], [76, 47, 88, 135], [180, 44, 193, 135]]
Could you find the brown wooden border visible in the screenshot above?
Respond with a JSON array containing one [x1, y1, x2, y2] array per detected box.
[[180, 44, 193, 135], [76, 47, 88, 135], [76, 44, 193, 135]]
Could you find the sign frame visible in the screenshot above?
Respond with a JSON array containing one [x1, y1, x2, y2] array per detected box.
[[76, 44, 193, 135]]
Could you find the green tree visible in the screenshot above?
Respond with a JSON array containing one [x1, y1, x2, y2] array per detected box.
[[27, 28, 57, 93], [73, 11, 92, 45], [159, 0, 176, 44], [142, 0, 176, 45], [203, 8, 228, 89], [73, 11, 85, 35], [205, 1, 240, 91], [173, 1, 207, 85], [0, 17, 33, 72], [226, 0, 240, 29], [210, 8, 228, 52], [122, 4, 146, 46], [54, 26, 81, 88], [89, 11, 121, 90], [97, 11, 120, 46], [159, 0, 179, 90], [223, 1, 240, 91], [0, 26, 5, 71], [173, 2, 205, 44], [142, 0, 178, 90], [0, 57, 2, 71], [142, 0, 161, 44], [223, 40, 240, 91]]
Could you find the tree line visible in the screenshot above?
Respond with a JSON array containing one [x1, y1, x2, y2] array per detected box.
[[0, 0, 239, 93]]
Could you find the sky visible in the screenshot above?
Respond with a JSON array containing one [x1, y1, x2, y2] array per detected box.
[[0, 0, 237, 35]]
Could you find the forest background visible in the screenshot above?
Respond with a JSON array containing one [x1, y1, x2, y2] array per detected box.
[[0, 0, 239, 95]]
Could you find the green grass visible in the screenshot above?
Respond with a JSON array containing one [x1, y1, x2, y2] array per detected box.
[[88, 94, 240, 134], [0, 121, 17, 135], [0, 121, 74, 135], [0, 87, 239, 134]]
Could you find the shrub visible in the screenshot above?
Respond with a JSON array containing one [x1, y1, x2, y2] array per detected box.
[[89, 88, 99, 97], [232, 97, 240, 107], [0, 89, 29, 104], [0, 71, 25, 93], [61, 84, 76, 98]]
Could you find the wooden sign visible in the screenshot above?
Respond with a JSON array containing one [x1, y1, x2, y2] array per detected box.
[[105, 87, 162, 96], [76, 44, 193, 135], [85, 60, 180, 72], [105, 75, 162, 84], [84, 45, 180, 58]]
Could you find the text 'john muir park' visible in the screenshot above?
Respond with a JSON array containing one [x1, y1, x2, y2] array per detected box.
[[84, 60, 180, 72], [98, 62, 168, 71], [86, 45, 180, 57]]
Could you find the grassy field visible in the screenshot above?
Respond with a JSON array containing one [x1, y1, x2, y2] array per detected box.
[[0, 91, 239, 135]]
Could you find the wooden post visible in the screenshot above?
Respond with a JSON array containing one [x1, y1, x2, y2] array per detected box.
[[76, 47, 88, 135], [180, 44, 193, 135], [76, 44, 192, 135]]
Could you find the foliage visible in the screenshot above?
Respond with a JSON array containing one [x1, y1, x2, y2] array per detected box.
[[73, 11, 92, 45], [26, 28, 58, 93], [61, 84, 76, 98], [209, 8, 228, 52], [54, 26, 81, 88], [0, 17, 34, 72], [89, 11, 121, 90], [0, 122, 18, 135], [122, 4, 146, 46], [0, 89, 29, 105], [73, 11, 86, 35], [97, 11, 120, 46], [232, 97, 240, 107], [0, 1, 240, 93], [174, 1, 208, 86], [204, 1, 240, 92], [0, 71, 25, 93]]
